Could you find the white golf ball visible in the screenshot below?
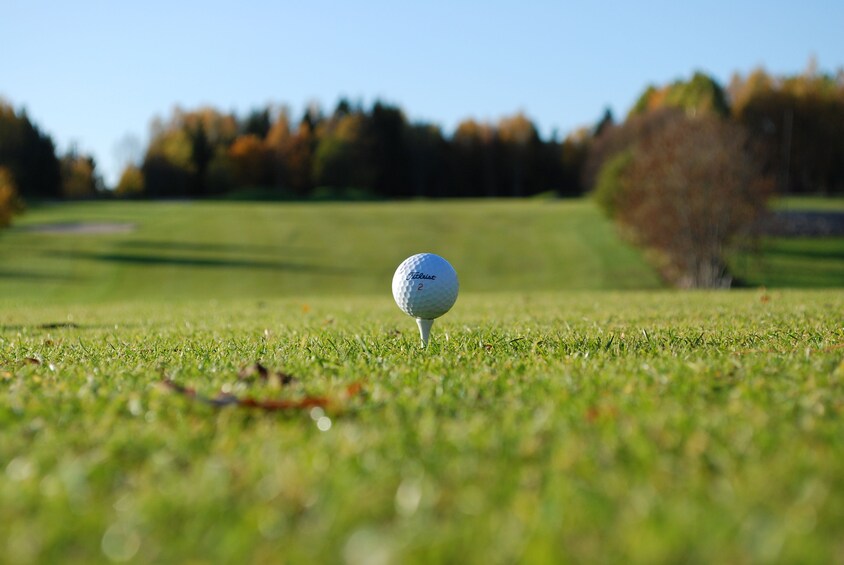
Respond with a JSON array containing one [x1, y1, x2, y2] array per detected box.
[[392, 253, 459, 320]]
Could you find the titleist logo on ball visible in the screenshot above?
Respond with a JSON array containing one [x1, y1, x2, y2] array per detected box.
[[406, 271, 437, 281]]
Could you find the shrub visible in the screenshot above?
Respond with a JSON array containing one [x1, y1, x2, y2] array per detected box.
[[617, 114, 772, 288], [592, 150, 633, 217]]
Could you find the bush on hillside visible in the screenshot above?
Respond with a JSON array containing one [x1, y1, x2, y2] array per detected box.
[[592, 150, 632, 217], [617, 113, 772, 288]]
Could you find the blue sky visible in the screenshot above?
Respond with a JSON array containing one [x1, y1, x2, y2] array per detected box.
[[2, 0, 842, 185]]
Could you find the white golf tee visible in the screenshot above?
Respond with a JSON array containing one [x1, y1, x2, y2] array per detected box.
[[416, 318, 434, 348]]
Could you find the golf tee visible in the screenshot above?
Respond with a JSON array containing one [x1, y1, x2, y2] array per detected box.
[[416, 318, 434, 348]]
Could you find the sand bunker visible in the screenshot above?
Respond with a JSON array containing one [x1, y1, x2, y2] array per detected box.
[[23, 222, 136, 234]]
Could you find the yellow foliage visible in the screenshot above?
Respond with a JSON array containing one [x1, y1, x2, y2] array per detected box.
[[647, 88, 669, 111], [265, 112, 292, 149], [178, 107, 238, 145], [498, 113, 537, 145], [147, 129, 195, 170], [454, 119, 495, 145], [0, 166, 21, 227], [228, 134, 266, 161], [334, 113, 367, 141], [61, 156, 97, 198], [115, 165, 144, 196], [227, 135, 271, 187], [729, 68, 775, 116]]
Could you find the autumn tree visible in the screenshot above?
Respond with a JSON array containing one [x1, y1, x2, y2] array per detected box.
[[227, 134, 272, 188], [498, 113, 541, 196], [312, 112, 373, 191], [132, 101, 582, 199], [0, 166, 22, 227], [60, 151, 100, 198], [263, 109, 319, 197], [616, 111, 772, 288], [451, 119, 497, 197], [142, 127, 194, 197], [448, 113, 565, 197], [630, 72, 730, 118], [583, 107, 681, 191], [142, 107, 239, 197], [730, 65, 844, 194], [265, 109, 293, 191], [115, 165, 144, 197]]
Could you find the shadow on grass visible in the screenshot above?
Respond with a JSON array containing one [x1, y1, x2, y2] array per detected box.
[[0, 269, 77, 282], [114, 239, 311, 255], [762, 247, 844, 261], [732, 260, 844, 288], [0, 322, 143, 332], [744, 272, 844, 287], [43, 250, 354, 274]]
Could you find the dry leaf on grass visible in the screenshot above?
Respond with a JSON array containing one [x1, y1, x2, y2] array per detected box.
[[161, 363, 362, 412]]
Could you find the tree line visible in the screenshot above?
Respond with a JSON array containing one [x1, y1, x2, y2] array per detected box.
[[1, 64, 843, 210], [116, 101, 578, 200]]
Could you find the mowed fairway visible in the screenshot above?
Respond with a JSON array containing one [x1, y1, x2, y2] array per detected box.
[[1, 200, 843, 563], [0, 199, 661, 305]]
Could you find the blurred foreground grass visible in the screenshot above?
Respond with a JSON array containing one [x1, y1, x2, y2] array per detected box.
[[1, 290, 843, 563]]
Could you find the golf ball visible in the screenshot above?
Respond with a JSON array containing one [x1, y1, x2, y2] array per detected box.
[[392, 253, 459, 319]]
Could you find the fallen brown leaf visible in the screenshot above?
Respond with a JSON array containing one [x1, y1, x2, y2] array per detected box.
[[161, 363, 363, 412], [238, 363, 298, 386]]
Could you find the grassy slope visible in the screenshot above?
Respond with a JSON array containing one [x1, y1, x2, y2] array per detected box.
[[0, 200, 661, 306]]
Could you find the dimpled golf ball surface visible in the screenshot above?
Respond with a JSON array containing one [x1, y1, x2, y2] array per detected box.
[[392, 253, 459, 319]]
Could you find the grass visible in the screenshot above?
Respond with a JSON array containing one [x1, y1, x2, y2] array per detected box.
[[732, 238, 844, 288], [1, 198, 843, 563], [772, 196, 844, 212], [2, 291, 843, 563], [0, 199, 662, 306]]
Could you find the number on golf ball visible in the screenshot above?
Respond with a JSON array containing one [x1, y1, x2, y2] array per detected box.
[[392, 253, 459, 319]]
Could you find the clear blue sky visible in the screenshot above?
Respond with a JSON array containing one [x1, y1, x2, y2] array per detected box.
[[2, 0, 842, 186]]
